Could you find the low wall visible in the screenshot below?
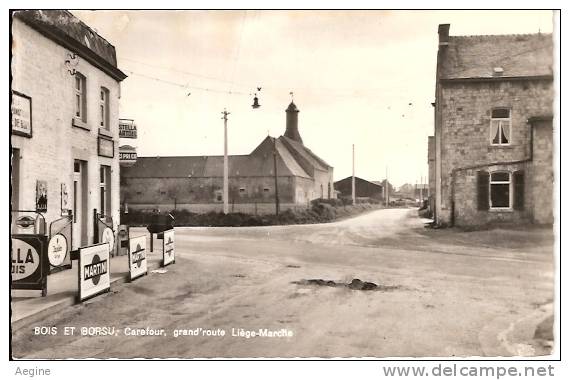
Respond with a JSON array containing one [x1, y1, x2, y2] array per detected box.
[[126, 202, 309, 216]]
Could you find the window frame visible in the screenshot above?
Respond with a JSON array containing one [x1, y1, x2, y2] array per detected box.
[[489, 108, 511, 146], [100, 87, 110, 129], [74, 73, 87, 122], [489, 171, 512, 210], [99, 165, 111, 217]]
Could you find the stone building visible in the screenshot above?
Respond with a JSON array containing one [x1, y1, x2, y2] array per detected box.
[[11, 10, 127, 250], [431, 24, 554, 226], [120, 102, 335, 214], [334, 176, 384, 201], [427, 135, 436, 214]]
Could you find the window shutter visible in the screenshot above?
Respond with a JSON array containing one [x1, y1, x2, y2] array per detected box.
[[514, 171, 524, 210], [477, 171, 489, 210]]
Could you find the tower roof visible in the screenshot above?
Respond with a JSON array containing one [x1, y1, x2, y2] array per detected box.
[[286, 101, 299, 112]]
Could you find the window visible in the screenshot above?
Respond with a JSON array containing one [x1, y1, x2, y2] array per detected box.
[[99, 166, 111, 216], [100, 87, 110, 129], [477, 170, 524, 211], [490, 108, 511, 145], [214, 190, 223, 202], [490, 172, 510, 209], [74, 73, 86, 121]]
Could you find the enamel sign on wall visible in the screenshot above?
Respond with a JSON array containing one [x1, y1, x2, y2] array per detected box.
[[11, 91, 32, 138]]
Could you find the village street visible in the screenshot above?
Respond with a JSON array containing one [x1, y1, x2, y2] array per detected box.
[[12, 208, 554, 358]]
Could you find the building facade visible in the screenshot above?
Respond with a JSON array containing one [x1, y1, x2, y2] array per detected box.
[[334, 176, 384, 201], [427, 135, 436, 214], [432, 24, 554, 226], [120, 102, 335, 215], [11, 10, 127, 250]]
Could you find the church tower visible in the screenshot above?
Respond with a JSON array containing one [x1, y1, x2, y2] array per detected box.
[[285, 101, 303, 144]]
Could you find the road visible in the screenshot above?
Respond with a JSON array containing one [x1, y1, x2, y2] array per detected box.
[[12, 208, 554, 358]]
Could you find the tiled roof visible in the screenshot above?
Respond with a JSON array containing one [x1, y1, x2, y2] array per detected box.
[[440, 33, 553, 80]]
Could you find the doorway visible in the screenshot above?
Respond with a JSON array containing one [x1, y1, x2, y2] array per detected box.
[[11, 148, 20, 212], [11, 148, 20, 233], [72, 160, 88, 250]]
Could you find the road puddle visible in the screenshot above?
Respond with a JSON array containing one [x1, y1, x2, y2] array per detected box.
[[292, 278, 400, 292]]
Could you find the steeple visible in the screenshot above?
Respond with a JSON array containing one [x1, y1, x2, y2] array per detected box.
[[285, 101, 303, 144]]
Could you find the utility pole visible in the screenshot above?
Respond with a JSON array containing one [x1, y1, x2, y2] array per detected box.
[[352, 144, 356, 205], [273, 137, 280, 215], [222, 109, 230, 214]]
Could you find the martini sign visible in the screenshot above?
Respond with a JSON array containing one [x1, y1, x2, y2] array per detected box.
[[162, 229, 175, 267], [78, 242, 110, 301], [129, 235, 147, 281]]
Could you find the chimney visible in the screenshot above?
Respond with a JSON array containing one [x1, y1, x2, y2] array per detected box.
[[285, 101, 303, 143], [438, 24, 450, 45]]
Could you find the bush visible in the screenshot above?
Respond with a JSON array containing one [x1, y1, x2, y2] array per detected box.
[[122, 200, 383, 227]]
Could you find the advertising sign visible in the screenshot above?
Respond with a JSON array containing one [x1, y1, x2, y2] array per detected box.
[[11, 234, 48, 295], [119, 152, 137, 160], [119, 119, 137, 138], [36, 180, 47, 212], [15, 215, 36, 229], [78, 243, 110, 301], [129, 235, 147, 281], [119, 145, 137, 167], [98, 137, 114, 158], [47, 233, 68, 267], [162, 229, 175, 266], [61, 183, 70, 216], [11, 91, 32, 137], [101, 227, 115, 255]]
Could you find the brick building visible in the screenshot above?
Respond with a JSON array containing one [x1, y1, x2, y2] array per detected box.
[[11, 10, 127, 250], [334, 176, 384, 201], [432, 24, 554, 226], [120, 102, 335, 214]]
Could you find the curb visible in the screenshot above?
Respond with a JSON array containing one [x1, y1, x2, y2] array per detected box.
[[11, 259, 163, 332]]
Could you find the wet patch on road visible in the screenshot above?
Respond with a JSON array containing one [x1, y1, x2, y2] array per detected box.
[[129, 285, 157, 296], [292, 278, 401, 292], [167, 288, 194, 301]]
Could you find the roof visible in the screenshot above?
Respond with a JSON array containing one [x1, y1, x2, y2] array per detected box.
[[286, 102, 299, 112], [13, 10, 127, 81], [335, 176, 383, 189], [440, 33, 553, 80], [122, 137, 313, 180], [279, 135, 331, 171]]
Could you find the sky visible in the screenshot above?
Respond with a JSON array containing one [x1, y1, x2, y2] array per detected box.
[[74, 10, 553, 188]]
